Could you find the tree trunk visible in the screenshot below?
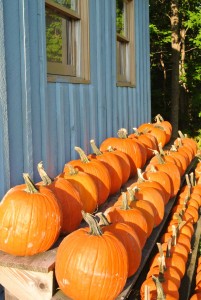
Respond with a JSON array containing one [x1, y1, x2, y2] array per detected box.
[[170, 0, 180, 138]]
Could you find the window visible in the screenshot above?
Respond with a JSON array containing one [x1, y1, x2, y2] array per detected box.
[[116, 0, 135, 86], [45, 0, 90, 83]]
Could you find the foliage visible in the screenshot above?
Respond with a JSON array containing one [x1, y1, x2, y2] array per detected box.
[[149, 0, 201, 135]]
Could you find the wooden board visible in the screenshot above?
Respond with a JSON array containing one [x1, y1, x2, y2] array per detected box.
[[0, 248, 57, 273]]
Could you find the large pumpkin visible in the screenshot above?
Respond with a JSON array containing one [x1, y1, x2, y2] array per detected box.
[[0, 174, 62, 256], [55, 211, 128, 300]]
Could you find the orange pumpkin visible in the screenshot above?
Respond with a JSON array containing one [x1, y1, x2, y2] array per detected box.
[[114, 187, 155, 237], [96, 212, 142, 278], [55, 212, 128, 300], [37, 162, 83, 234], [105, 193, 148, 248], [68, 147, 111, 206], [0, 174, 62, 256], [100, 128, 147, 178], [61, 164, 98, 214], [88, 139, 123, 195]]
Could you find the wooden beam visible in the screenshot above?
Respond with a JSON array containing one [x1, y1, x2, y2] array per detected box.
[[0, 267, 54, 300]]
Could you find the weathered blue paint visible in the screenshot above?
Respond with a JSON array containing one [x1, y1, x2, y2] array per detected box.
[[0, 0, 151, 199]]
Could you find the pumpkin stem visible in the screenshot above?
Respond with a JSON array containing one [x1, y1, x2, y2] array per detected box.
[[117, 128, 128, 139], [37, 161, 53, 185], [150, 165, 157, 172], [144, 285, 150, 300], [90, 139, 102, 156], [65, 164, 79, 175], [152, 275, 166, 300], [170, 144, 178, 152], [158, 114, 164, 122], [190, 172, 196, 187], [96, 212, 110, 226], [156, 243, 166, 270], [158, 256, 165, 283], [23, 173, 39, 194], [171, 225, 178, 246], [121, 192, 130, 210], [176, 137, 183, 148], [81, 211, 103, 236], [158, 143, 165, 156], [152, 150, 165, 164], [137, 168, 147, 183], [132, 127, 140, 136], [107, 146, 114, 152], [185, 174, 192, 189], [74, 146, 90, 163], [178, 130, 185, 139], [166, 238, 172, 258], [127, 187, 137, 202], [154, 114, 161, 124]]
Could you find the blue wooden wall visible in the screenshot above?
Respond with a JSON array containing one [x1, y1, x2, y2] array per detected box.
[[0, 0, 151, 199]]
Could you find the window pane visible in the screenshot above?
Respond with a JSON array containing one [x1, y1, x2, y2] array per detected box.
[[51, 0, 78, 11], [116, 0, 127, 36], [46, 8, 63, 63]]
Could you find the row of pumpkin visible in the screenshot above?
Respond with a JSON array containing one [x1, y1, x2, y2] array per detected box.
[[54, 128, 199, 300], [189, 159, 201, 300], [0, 113, 173, 257], [0, 114, 199, 299], [140, 170, 201, 300]]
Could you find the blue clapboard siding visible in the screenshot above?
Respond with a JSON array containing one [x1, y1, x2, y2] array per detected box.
[[0, 0, 151, 199]]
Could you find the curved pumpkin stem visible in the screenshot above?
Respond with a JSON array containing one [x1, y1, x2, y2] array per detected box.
[[132, 127, 140, 136], [156, 243, 166, 270], [37, 161, 53, 185], [23, 173, 39, 194], [158, 256, 165, 283], [171, 225, 178, 246], [74, 146, 90, 163], [166, 237, 173, 258], [158, 143, 165, 156], [117, 128, 128, 139], [81, 211, 103, 236], [190, 172, 196, 187], [90, 139, 102, 156], [178, 130, 185, 139], [121, 192, 130, 210], [127, 187, 138, 202], [152, 275, 166, 300], [137, 168, 148, 183], [96, 212, 110, 226]]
